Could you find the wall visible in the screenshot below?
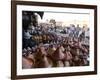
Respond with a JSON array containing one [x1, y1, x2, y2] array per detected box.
[[0, 0, 99, 80]]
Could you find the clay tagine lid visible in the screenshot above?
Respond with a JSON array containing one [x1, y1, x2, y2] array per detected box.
[[63, 48, 72, 61], [27, 47, 32, 52], [22, 48, 27, 53], [35, 55, 52, 68], [35, 46, 47, 60], [52, 46, 65, 61]]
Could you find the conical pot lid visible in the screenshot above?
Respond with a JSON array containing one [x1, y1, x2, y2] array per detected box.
[[52, 47, 65, 61]]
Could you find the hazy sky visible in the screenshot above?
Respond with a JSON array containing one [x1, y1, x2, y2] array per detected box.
[[38, 12, 90, 27]]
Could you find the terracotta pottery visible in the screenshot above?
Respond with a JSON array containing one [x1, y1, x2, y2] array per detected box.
[[64, 49, 72, 61], [52, 47, 65, 61], [35, 55, 53, 68], [56, 61, 64, 67], [64, 61, 70, 67], [22, 57, 34, 69], [47, 45, 56, 55]]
